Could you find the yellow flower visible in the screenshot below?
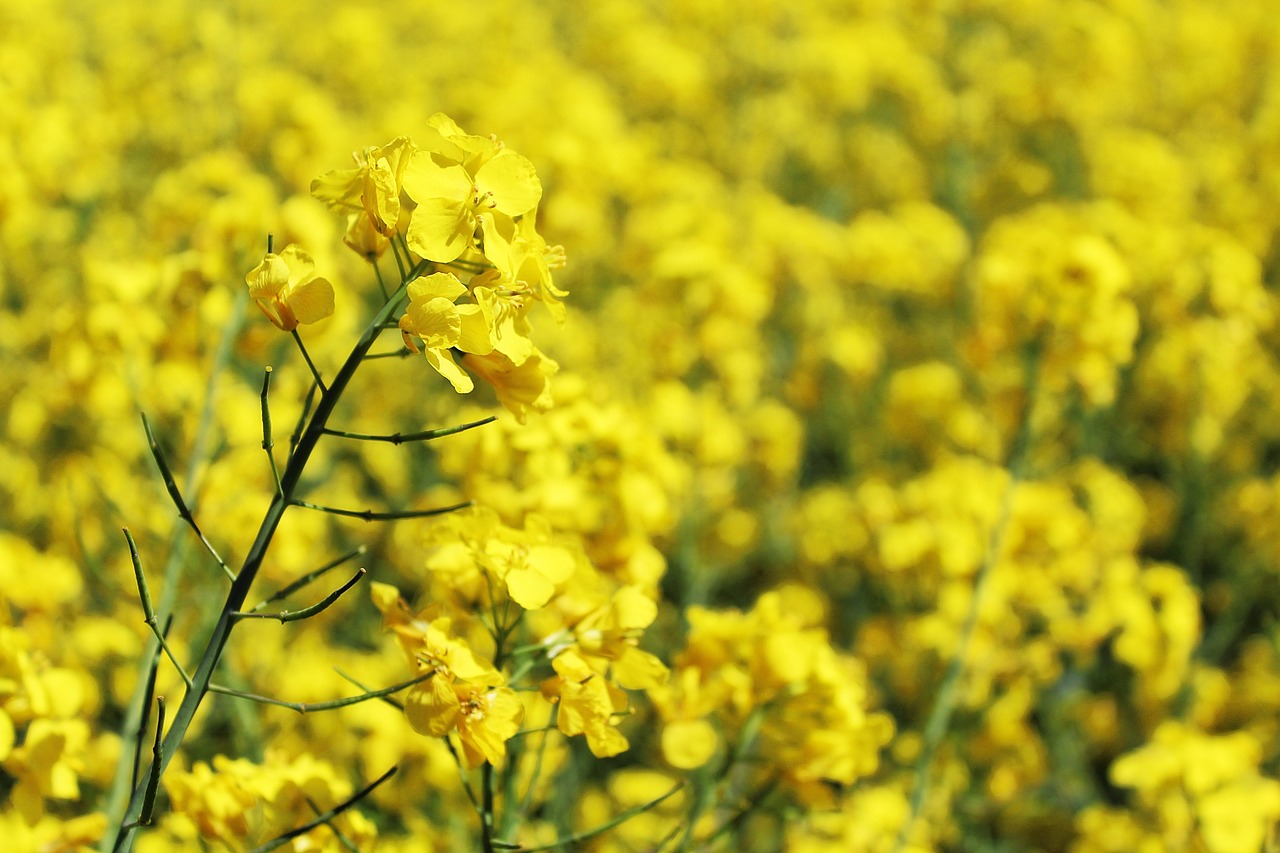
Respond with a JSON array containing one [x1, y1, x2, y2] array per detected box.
[[3, 718, 89, 822], [372, 584, 523, 768], [461, 347, 559, 423], [311, 136, 416, 239], [573, 585, 668, 690], [400, 655, 523, 769], [244, 245, 334, 331], [402, 115, 542, 263], [398, 272, 494, 393], [482, 210, 569, 323], [543, 649, 630, 758]]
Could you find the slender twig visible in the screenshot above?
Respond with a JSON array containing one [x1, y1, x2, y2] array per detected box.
[[290, 381, 318, 456], [389, 233, 408, 281], [124, 529, 192, 687], [697, 774, 780, 848], [362, 348, 415, 360], [304, 796, 360, 852], [482, 762, 497, 853], [288, 499, 471, 522], [290, 330, 328, 395], [233, 568, 366, 623], [248, 545, 366, 614], [140, 414, 235, 582], [129, 626, 165, 793], [119, 696, 166, 836], [444, 737, 484, 817], [322, 415, 497, 444], [519, 704, 558, 817], [261, 367, 282, 495], [139, 697, 166, 825], [372, 256, 389, 301], [246, 766, 398, 853], [208, 672, 431, 713]]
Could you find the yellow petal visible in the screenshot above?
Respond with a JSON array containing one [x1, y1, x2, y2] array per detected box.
[[285, 277, 335, 325], [310, 166, 364, 209], [402, 157, 472, 203], [527, 545, 575, 585], [475, 151, 542, 216], [245, 254, 290, 298], [610, 586, 658, 630], [364, 158, 400, 232], [408, 272, 466, 303], [613, 648, 669, 691], [407, 296, 461, 349], [404, 677, 459, 737], [456, 305, 495, 355], [426, 348, 474, 394], [506, 567, 556, 610], [369, 582, 403, 615], [406, 200, 472, 262]]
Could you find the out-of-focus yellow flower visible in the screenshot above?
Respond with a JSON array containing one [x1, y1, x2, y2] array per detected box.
[[3, 718, 89, 822], [164, 751, 377, 850], [572, 585, 668, 690], [244, 245, 334, 331]]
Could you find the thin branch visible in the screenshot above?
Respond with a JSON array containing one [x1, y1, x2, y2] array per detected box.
[[361, 348, 415, 361], [290, 381, 319, 457], [111, 278, 415, 852], [247, 545, 366, 614], [696, 775, 780, 849], [124, 529, 192, 687], [129, 625, 165, 793], [139, 697, 165, 826], [290, 330, 328, 395], [233, 568, 366, 623], [208, 672, 432, 714], [372, 255, 389, 301], [117, 696, 166, 842], [261, 367, 282, 495], [322, 415, 496, 445], [140, 414, 235, 582], [288, 499, 471, 522]]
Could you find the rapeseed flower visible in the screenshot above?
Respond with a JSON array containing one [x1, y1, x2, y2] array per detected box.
[[244, 244, 334, 331]]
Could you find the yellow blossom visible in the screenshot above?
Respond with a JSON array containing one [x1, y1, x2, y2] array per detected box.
[[397, 271, 494, 393], [402, 115, 543, 263], [244, 244, 334, 331]]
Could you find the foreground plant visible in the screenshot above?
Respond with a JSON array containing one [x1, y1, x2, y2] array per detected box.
[[106, 114, 567, 851]]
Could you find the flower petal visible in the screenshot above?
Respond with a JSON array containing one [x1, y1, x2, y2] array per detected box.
[[406, 200, 472, 262], [476, 151, 542, 216]]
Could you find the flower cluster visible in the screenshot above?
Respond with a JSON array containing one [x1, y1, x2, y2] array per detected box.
[[305, 116, 565, 421]]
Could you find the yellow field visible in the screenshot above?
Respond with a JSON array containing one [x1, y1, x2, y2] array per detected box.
[[4, 1, 1280, 850]]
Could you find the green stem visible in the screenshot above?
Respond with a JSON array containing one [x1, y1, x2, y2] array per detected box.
[[322, 415, 496, 444], [110, 280, 412, 853]]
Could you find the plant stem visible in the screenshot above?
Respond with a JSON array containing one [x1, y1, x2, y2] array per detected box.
[[110, 279, 412, 852]]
